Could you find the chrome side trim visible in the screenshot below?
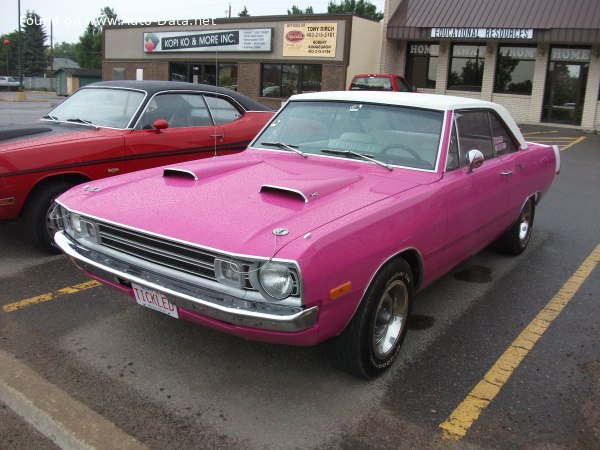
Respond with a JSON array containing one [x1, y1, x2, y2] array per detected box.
[[55, 231, 318, 332]]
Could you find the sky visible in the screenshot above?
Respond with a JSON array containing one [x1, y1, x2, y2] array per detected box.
[[1, 0, 386, 45]]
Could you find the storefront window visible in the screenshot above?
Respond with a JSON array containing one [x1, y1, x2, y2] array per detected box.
[[406, 43, 438, 89], [218, 63, 238, 90], [448, 45, 486, 92], [169, 63, 238, 89], [494, 46, 536, 95], [170, 63, 188, 82], [261, 64, 322, 98]]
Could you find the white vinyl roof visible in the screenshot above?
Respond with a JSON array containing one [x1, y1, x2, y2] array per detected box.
[[289, 91, 527, 149]]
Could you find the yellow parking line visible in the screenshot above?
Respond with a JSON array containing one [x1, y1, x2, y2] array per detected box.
[[439, 244, 600, 440], [560, 136, 586, 151], [2, 281, 101, 313], [522, 131, 558, 135]]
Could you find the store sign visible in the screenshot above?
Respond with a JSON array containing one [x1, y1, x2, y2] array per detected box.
[[143, 29, 272, 53], [431, 28, 533, 39], [550, 48, 590, 62], [409, 44, 439, 57], [499, 47, 536, 60], [282, 23, 337, 58]]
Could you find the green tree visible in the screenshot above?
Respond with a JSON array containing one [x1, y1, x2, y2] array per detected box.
[[327, 0, 383, 20], [1, 31, 20, 76], [51, 41, 78, 60], [494, 54, 519, 92], [75, 22, 101, 68], [288, 5, 314, 14], [238, 6, 250, 16], [75, 7, 120, 68], [22, 11, 48, 77]]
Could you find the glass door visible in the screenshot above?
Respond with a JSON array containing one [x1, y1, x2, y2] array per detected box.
[[542, 48, 590, 125]]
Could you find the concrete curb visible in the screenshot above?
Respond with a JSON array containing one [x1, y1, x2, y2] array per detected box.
[[0, 350, 147, 450]]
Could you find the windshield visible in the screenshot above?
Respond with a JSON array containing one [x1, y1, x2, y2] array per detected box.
[[253, 101, 444, 170], [44, 87, 145, 128]]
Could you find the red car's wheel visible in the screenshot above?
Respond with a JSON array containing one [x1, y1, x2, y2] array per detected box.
[[23, 181, 74, 254]]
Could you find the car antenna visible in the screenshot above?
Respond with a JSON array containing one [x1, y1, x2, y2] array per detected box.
[[212, 43, 219, 158]]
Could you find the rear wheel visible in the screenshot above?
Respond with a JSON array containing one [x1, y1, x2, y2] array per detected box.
[[331, 259, 413, 379], [496, 198, 535, 255], [23, 181, 74, 254]]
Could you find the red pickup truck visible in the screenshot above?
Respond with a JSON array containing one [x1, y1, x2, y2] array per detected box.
[[349, 73, 417, 92]]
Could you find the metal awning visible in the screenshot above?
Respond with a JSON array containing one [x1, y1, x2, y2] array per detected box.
[[387, 0, 600, 43]]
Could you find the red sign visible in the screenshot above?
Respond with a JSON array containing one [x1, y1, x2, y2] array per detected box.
[[285, 30, 305, 43]]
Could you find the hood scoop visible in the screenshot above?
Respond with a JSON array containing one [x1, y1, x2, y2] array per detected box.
[[0, 126, 53, 141], [163, 158, 263, 182], [260, 175, 362, 204], [163, 168, 198, 180]]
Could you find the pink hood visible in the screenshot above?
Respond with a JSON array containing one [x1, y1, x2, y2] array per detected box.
[[58, 150, 432, 256]]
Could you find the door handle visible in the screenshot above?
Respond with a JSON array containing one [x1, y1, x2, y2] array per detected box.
[[500, 170, 513, 180], [210, 134, 224, 141]]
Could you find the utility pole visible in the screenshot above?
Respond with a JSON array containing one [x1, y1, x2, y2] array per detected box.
[[17, 0, 22, 91]]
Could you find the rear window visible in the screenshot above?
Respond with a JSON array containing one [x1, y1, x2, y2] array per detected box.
[[350, 77, 393, 91]]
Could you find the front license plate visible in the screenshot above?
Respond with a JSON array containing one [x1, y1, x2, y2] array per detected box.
[[132, 283, 179, 319]]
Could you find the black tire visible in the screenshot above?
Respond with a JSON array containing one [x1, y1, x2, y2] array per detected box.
[[22, 181, 74, 254], [496, 198, 535, 256], [331, 259, 413, 379]]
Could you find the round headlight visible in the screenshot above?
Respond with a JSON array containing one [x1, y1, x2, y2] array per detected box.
[[259, 262, 294, 300]]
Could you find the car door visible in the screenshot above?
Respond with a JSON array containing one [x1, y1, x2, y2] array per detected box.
[[123, 91, 228, 172], [491, 113, 538, 221], [203, 94, 259, 156], [441, 110, 513, 265]]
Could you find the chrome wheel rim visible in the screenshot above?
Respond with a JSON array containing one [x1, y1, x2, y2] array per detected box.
[[45, 202, 61, 242], [372, 280, 409, 359], [518, 201, 532, 245]]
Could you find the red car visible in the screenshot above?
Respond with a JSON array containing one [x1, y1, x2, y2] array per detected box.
[[0, 80, 274, 252], [349, 73, 417, 92]]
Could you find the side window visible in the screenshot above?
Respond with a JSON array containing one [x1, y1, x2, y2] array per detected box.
[[396, 77, 411, 92], [204, 95, 242, 125], [446, 122, 460, 171], [455, 110, 494, 160], [489, 113, 517, 156], [137, 93, 211, 129]]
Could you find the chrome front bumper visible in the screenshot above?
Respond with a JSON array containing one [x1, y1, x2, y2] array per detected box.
[[55, 231, 319, 332]]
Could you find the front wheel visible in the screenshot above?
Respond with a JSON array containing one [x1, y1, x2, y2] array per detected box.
[[331, 259, 413, 379], [22, 181, 74, 254], [496, 198, 535, 255]]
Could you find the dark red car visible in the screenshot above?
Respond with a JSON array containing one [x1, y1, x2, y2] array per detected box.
[[0, 80, 274, 252], [349, 73, 417, 92]]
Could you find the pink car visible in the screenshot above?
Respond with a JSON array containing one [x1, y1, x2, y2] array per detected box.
[[54, 92, 560, 378]]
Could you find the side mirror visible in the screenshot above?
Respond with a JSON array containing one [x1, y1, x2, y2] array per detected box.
[[152, 119, 169, 132], [466, 149, 484, 172]]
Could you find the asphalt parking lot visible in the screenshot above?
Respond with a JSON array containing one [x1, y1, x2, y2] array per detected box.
[[1, 97, 599, 449]]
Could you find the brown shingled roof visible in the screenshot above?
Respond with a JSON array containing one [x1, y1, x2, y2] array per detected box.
[[388, 0, 600, 43]]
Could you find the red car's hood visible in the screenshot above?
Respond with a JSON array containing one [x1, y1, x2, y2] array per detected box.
[[58, 150, 436, 256], [0, 122, 117, 153]]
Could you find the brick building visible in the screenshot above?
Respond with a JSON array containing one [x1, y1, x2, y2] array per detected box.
[[102, 14, 381, 110], [380, 0, 600, 129]]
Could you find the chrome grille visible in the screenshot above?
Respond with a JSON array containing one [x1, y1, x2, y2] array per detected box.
[[97, 222, 254, 289]]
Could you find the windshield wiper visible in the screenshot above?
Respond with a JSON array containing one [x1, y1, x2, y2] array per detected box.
[[261, 141, 307, 158], [321, 148, 392, 171], [66, 118, 97, 128], [41, 114, 59, 121]]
